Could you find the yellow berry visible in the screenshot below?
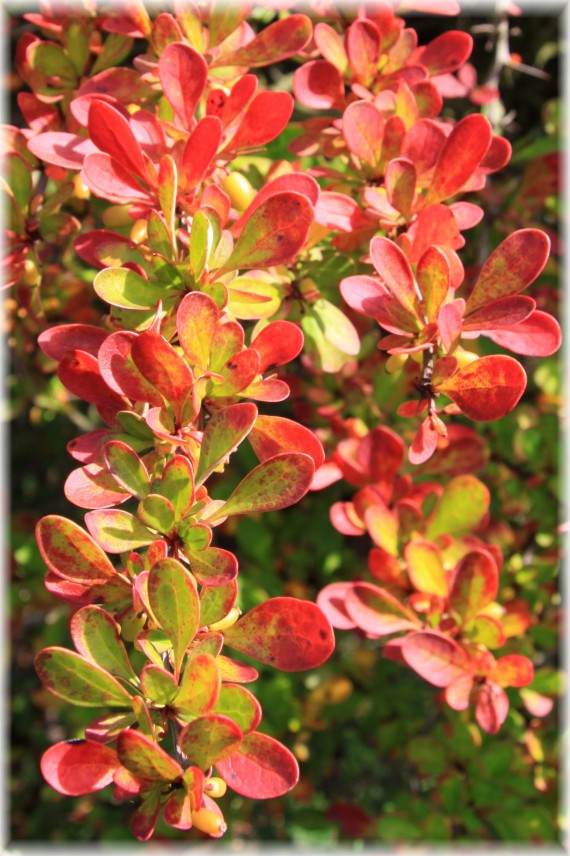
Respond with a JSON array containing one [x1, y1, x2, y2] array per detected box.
[[22, 258, 40, 286], [102, 204, 133, 228], [385, 353, 408, 374], [222, 173, 256, 212], [129, 218, 148, 245], [191, 807, 227, 836], [73, 174, 91, 200], [204, 777, 227, 798]]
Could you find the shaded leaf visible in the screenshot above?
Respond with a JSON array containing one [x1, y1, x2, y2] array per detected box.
[[148, 558, 200, 677]]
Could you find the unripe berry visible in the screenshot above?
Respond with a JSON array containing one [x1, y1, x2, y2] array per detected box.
[[222, 172, 256, 212], [204, 777, 227, 798], [102, 204, 133, 228], [385, 353, 408, 374]]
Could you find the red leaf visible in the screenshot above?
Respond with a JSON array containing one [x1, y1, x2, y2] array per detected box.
[[402, 631, 471, 687], [58, 350, 127, 411], [223, 91, 294, 153], [409, 417, 439, 466], [178, 714, 242, 770], [27, 132, 97, 169], [211, 14, 311, 68], [474, 682, 509, 734], [436, 355, 527, 421], [345, 582, 420, 636], [316, 582, 358, 631], [98, 331, 164, 406], [462, 295, 535, 332], [488, 307, 562, 357], [491, 654, 534, 688], [223, 597, 335, 671], [293, 60, 344, 110], [230, 173, 319, 238], [465, 229, 550, 313], [74, 230, 139, 270], [82, 153, 154, 204], [249, 415, 324, 470], [64, 464, 129, 509], [38, 324, 108, 361], [41, 740, 120, 796], [343, 101, 384, 169], [180, 116, 222, 192], [131, 332, 194, 418], [370, 236, 421, 319], [158, 42, 208, 128], [217, 192, 313, 274], [216, 732, 299, 798], [251, 320, 303, 371], [346, 19, 381, 87], [423, 114, 492, 206], [414, 30, 473, 75], [88, 100, 149, 182], [340, 274, 389, 317]]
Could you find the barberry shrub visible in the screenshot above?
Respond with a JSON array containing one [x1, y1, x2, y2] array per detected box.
[[8, 1, 561, 845]]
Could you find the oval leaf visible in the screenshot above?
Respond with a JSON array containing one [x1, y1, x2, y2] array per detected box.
[[216, 731, 299, 798], [36, 647, 133, 707], [223, 597, 335, 671]]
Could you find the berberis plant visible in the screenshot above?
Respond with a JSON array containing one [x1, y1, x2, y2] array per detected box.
[[7, 0, 561, 845]]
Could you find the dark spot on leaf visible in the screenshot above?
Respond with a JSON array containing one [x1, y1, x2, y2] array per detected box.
[[319, 629, 327, 640]]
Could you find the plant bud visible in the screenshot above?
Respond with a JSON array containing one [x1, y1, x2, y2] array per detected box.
[[191, 807, 227, 836], [222, 172, 256, 212]]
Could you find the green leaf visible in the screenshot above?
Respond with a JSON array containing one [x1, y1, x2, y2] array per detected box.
[[70, 606, 136, 681], [196, 402, 258, 487], [199, 581, 238, 627], [157, 455, 195, 522], [147, 558, 200, 678], [425, 475, 490, 540], [85, 509, 155, 553], [205, 453, 314, 522], [93, 267, 167, 310], [36, 515, 117, 584], [213, 685, 261, 734], [312, 298, 360, 356], [117, 729, 183, 782], [104, 440, 150, 499], [138, 494, 176, 534], [35, 647, 133, 707], [190, 210, 213, 280], [140, 665, 178, 705], [178, 714, 242, 770], [174, 651, 221, 714], [158, 154, 177, 240]]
